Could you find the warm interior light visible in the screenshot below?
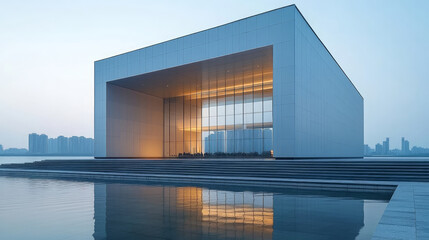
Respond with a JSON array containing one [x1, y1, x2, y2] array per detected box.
[[178, 79, 273, 98], [175, 187, 273, 228], [163, 48, 273, 157]]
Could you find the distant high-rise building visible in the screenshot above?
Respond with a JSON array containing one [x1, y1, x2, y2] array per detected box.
[[57, 136, 69, 154], [28, 133, 93, 155], [382, 138, 390, 155], [364, 144, 373, 156], [375, 143, 383, 155], [28, 133, 37, 153], [48, 138, 59, 154], [401, 137, 410, 154], [67, 136, 94, 155], [69, 136, 79, 154], [29, 133, 48, 154], [0, 144, 3, 153], [411, 146, 429, 154]]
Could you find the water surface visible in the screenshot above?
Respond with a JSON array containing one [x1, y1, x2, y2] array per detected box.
[[0, 176, 390, 240]]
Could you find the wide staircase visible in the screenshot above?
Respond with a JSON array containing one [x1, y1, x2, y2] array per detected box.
[[1, 158, 429, 182]]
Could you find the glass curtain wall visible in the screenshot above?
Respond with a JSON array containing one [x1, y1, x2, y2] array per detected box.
[[164, 53, 273, 158]]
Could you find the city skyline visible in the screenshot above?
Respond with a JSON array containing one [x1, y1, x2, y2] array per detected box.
[[365, 136, 429, 156], [0, 133, 94, 155], [1, 0, 428, 149]]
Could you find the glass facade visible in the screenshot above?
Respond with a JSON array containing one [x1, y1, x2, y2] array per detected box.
[[163, 52, 273, 157]]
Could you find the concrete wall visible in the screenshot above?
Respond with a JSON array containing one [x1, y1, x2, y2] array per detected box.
[[292, 11, 364, 158], [106, 84, 163, 157]]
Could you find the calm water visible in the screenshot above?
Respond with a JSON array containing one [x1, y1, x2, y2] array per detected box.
[[0, 175, 390, 240]]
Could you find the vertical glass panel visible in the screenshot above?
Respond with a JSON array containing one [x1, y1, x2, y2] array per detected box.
[[244, 91, 253, 114], [209, 98, 217, 117], [203, 138, 208, 154], [175, 97, 184, 145], [209, 131, 217, 154], [169, 141, 175, 157], [235, 94, 243, 115], [254, 113, 263, 128], [164, 142, 169, 156], [263, 99, 273, 112], [184, 97, 191, 154], [234, 129, 243, 153], [164, 99, 170, 145], [162, 46, 273, 157], [217, 130, 225, 153], [243, 139, 252, 154], [263, 128, 273, 154], [202, 131, 210, 154], [217, 116, 225, 129], [235, 114, 243, 127], [197, 98, 202, 118], [197, 97, 202, 143], [217, 97, 225, 116], [243, 61, 253, 86], [263, 111, 273, 126], [226, 95, 234, 115], [169, 99, 176, 156], [196, 140, 201, 154], [202, 117, 209, 128], [243, 128, 253, 139], [226, 130, 234, 153], [253, 137, 263, 154], [243, 128, 253, 154], [263, 89, 273, 112], [190, 99, 197, 154], [254, 128, 263, 139], [225, 65, 234, 89], [226, 116, 234, 130], [202, 100, 209, 118], [254, 90, 263, 113], [184, 141, 191, 155], [176, 141, 183, 156], [244, 113, 253, 125]]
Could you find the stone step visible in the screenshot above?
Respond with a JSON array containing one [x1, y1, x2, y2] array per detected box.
[[2, 159, 429, 182]]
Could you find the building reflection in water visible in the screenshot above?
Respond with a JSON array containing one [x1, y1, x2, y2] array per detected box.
[[93, 183, 387, 240]]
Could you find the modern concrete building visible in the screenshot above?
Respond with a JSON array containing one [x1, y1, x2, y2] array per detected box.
[[94, 5, 363, 159]]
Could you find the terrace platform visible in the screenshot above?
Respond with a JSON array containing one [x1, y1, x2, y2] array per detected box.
[[1, 158, 429, 182]]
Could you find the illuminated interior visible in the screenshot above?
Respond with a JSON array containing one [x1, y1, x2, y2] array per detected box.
[[164, 47, 273, 157], [109, 46, 273, 157]]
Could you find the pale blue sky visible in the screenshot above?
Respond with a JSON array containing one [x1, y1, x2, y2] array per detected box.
[[0, 0, 428, 149]]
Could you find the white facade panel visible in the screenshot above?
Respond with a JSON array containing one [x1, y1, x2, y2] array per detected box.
[[292, 10, 363, 158]]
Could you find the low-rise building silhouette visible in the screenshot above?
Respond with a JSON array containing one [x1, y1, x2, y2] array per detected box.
[[3, 148, 28, 155]]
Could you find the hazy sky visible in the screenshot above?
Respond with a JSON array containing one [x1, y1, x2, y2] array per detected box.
[[1, 0, 428, 149]]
